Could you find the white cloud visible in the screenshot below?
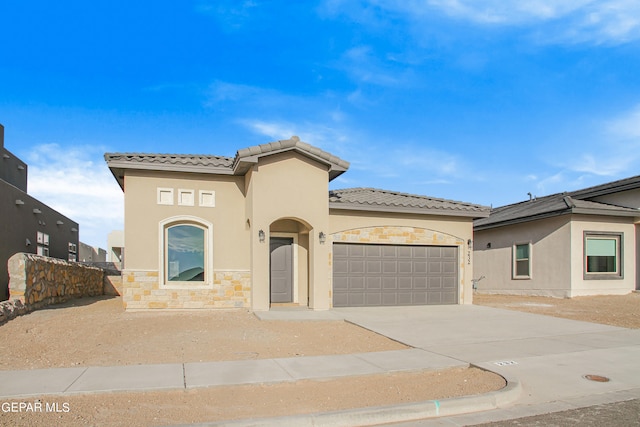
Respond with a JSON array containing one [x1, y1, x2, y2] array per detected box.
[[333, 0, 640, 44], [239, 118, 356, 159], [25, 144, 123, 250]]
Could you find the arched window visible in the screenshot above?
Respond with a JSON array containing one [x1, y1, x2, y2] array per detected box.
[[167, 224, 205, 282], [159, 216, 213, 287]]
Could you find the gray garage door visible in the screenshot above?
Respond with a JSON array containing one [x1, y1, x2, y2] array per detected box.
[[333, 243, 458, 307]]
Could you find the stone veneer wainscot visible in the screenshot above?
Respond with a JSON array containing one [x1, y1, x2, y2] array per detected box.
[[122, 270, 251, 310]]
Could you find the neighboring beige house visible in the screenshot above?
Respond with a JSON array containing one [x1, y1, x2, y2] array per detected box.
[[105, 137, 490, 311], [473, 176, 640, 297]]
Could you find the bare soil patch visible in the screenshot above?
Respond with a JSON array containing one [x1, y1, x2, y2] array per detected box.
[[0, 296, 405, 370], [0, 296, 506, 425], [474, 292, 640, 328]]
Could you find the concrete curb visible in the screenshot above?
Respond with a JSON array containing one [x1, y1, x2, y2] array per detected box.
[[191, 369, 521, 427]]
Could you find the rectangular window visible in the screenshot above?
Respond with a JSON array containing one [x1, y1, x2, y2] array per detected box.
[[37, 246, 49, 256], [513, 243, 531, 279], [585, 233, 622, 279]]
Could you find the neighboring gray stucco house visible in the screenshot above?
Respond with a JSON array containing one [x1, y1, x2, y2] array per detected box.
[[473, 175, 640, 297], [0, 124, 80, 300]]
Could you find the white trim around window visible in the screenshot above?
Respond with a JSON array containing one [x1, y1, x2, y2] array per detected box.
[[512, 242, 532, 279], [158, 215, 214, 289]]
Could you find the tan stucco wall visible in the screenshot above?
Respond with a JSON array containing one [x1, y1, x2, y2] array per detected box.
[[246, 151, 330, 310], [473, 216, 573, 297], [123, 170, 249, 271], [121, 170, 251, 309], [474, 214, 637, 297], [329, 211, 474, 304]]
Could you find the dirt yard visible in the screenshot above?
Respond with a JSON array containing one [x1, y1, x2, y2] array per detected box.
[[0, 296, 504, 426], [474, 292, 640, 329]]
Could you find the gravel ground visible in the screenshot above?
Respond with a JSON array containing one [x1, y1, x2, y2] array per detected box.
[[4, 292, 636, 425], [473, 292, 640, 329]]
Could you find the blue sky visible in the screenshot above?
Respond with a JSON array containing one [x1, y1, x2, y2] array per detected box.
[[2, 1, 640, 249]]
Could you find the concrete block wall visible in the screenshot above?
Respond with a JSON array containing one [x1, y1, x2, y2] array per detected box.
[[121, 270, 251, 310]]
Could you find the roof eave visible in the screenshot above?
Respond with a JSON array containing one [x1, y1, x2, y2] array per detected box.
[[232, 146, 350, 178], [475, 206, 640, 231], [329, 202, 490, 218]]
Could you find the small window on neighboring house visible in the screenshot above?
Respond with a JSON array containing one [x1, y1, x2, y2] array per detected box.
[[68, 242, 77, 253], [157, 188, 174, 205], [513, 243, 531, 279], [585, 233, 622, 279], [178, 189, 195, 206], [68, 254, 77, 262], [37, 246, 49, 256]]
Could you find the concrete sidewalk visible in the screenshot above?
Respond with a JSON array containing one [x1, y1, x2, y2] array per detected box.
[[0, 348, 465, 398]]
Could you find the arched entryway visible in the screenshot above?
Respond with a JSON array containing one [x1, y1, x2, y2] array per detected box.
[[269, 218, 311, 307]]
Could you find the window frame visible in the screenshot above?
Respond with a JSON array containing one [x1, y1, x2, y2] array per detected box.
[[158, 215, 214, 289], [584, 232, 623, 280], [512, 242, 532, 279]]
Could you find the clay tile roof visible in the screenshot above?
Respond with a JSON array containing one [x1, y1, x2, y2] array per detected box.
[[104, 153, 234, 168], [233, 136, 350, 180], [329, 188, 490, 218]]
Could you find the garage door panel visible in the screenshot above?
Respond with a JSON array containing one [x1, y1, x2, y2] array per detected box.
[[383, 277, 398, 289], [413, 292, 428, 304], [397, 247, 412, 257], [398, 261, 413, 274], [442, 247, 456, 258], [429, 262, 442, 274], [349, 277, 365, 290], [366, 245, 381, 257], [349, 245, 365, 257], [428, 277, 443, 289], [398, 277, 413, 289], [333, 243, 458, 307], [366, 260, 382, 274], [413, 246, 427, 258], [413, 277, 427, 289], [383, 261, 397, 274], [366, 277, 381, 290], [443, 261, 456, 274], [350, 260, 365, 274], [414, 261, 427, 274]]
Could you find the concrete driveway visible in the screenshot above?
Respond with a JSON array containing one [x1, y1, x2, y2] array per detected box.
[[331, 304, 640, 424]]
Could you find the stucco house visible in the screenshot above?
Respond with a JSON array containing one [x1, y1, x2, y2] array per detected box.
[[473, 175, 640, 297], [105, 137, 490, 311]]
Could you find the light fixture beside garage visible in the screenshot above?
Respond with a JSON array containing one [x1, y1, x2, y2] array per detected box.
[[319, 232, 326, 244], [258, 229, 265, 243]]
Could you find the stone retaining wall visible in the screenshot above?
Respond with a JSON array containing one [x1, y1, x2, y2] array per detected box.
[[7, 252, 105, 311]]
